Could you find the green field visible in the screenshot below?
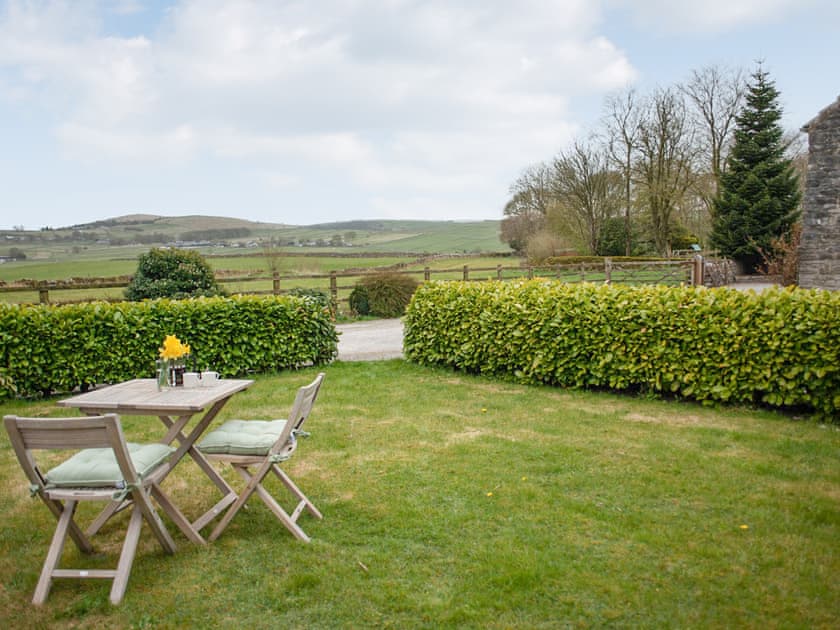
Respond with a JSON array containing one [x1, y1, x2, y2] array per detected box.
[[0, 215, 514, 309], [0, 215, 509, 266], [0, 362, 837, 628]]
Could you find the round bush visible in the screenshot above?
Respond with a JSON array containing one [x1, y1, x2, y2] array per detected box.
[[348, 285, 371, 316], [125, 248, 225, 301], [351, 272, 419, 318]]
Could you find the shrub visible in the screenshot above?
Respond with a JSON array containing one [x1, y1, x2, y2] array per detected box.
[[287, 287, 336, 318], [350, 273, 418, 318], [125, 248, 225, 300], [525, 230, 574, 264], [404, 280, 840, 419], [756, 222, 801, 286], [0, 295, 337, 398], [348, 285, 371, 316]]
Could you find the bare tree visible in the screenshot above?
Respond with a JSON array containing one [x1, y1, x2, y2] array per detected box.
[[500, 163, 553, 252], [680, 65, 746, 196], [262, 237, 284, 275], [602, 89, 642, 255], [549, 140, 622, 254], [504, 162, 554, 216], [633, 88, 699, 255]]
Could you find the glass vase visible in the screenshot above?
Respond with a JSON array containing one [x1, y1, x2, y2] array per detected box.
[[156, 359, 171, 390]]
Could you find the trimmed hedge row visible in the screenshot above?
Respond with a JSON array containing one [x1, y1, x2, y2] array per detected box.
[[0, 295, 338, 398], [403, 281, 840, 418]]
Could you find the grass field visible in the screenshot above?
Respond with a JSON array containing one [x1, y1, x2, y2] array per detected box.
[[0, 361, 837, 628], [0, 216, 510, 264], [0, 215, 511, 307]]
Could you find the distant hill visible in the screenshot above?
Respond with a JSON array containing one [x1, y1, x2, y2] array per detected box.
[[5, 214, 509, 255]]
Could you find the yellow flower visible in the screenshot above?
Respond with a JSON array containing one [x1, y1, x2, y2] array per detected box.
[[159, 335, 190, 360]]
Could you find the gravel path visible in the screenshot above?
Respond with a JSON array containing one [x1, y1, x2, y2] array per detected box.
[[335, 318, 404, 361]]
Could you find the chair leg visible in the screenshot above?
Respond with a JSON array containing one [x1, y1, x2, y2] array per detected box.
[[252, 481, 311, 542], [272, 464, 323, 520], [109, 506, 143, 605], [206, 466, 262, 543], [86, 500, 129, 537], [40, 496, 94, 554], [33, 500, 77, 605]]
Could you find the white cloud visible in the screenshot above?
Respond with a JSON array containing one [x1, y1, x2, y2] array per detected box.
[[56, 121, 198, 161], [612, 0, 818, 33], [0, 0, 638, 222]]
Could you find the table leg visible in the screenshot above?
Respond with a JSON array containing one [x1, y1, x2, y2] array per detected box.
[[150, 483, 205, 545], [84, 413, 195, 538], [157, 399, 238, 536]]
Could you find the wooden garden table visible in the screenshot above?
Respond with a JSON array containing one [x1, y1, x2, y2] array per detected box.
[[58, 377, 254, 545]]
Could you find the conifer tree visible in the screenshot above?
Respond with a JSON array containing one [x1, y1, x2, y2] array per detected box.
[[710, 65, 800, 271]]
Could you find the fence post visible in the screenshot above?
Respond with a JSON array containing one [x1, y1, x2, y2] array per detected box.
[[528, 266, 534, 280], [581, 263, 586, 282], [272, 271, 280, 295], [424, 267, 431, 281], [692, 255, 704, 287], [496, 264, 502, 280], [463, 265, 469, 281], [605, 258, 612, 284], [329, 271, 338, 303], [38, 282, 49, 304]]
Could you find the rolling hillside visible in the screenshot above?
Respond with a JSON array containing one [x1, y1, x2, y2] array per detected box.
[[1, 215, 510, 257]]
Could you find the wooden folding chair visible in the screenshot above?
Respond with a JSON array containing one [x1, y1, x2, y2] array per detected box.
[[3, 414, 177, 605], [197, 373, 325, 543]]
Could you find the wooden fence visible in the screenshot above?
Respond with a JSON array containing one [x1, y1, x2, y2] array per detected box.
[[0, 257, 704, 307]]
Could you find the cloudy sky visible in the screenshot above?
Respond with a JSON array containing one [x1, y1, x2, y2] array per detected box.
[[1, 0, 837, 229]]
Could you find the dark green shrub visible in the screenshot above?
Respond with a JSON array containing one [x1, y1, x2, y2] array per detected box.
[[125, 248, 225, 300], [404, 280, 840, 419], [351, 273, 418, 318], [348, 285, 370, 316], [596, 217, 629, 256]]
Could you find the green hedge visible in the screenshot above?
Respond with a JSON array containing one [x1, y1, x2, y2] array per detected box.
[[404, 281, 840, 418], [0, 295, 337, 398]]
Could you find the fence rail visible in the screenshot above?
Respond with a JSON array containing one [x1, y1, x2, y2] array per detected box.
[[0, 257, 704, 306]]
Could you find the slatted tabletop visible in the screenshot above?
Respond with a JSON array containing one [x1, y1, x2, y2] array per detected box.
[[58, 378, 254, 414]]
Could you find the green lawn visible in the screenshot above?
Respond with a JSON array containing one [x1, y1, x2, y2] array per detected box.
[[0, 361, 837, 628]]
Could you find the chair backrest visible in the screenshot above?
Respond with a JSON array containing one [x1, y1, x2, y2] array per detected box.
[[269, 373, 325, 458], [3, 414, 139, 491]]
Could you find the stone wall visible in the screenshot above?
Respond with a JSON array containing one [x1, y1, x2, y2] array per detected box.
[[798, 96, 840, 290]]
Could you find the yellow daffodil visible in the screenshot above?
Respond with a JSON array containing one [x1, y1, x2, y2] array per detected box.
[[159, 335, 190, 360]]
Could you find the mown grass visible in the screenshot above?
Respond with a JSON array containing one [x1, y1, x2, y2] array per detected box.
[[0, 361, 837, 628]]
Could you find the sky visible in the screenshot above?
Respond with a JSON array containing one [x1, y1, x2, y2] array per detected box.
[[1, 0, 838, 230]]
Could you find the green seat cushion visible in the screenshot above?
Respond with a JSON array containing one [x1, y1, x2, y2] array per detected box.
[[198, 419, 287, 456], [45, 443, 175, 488]]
